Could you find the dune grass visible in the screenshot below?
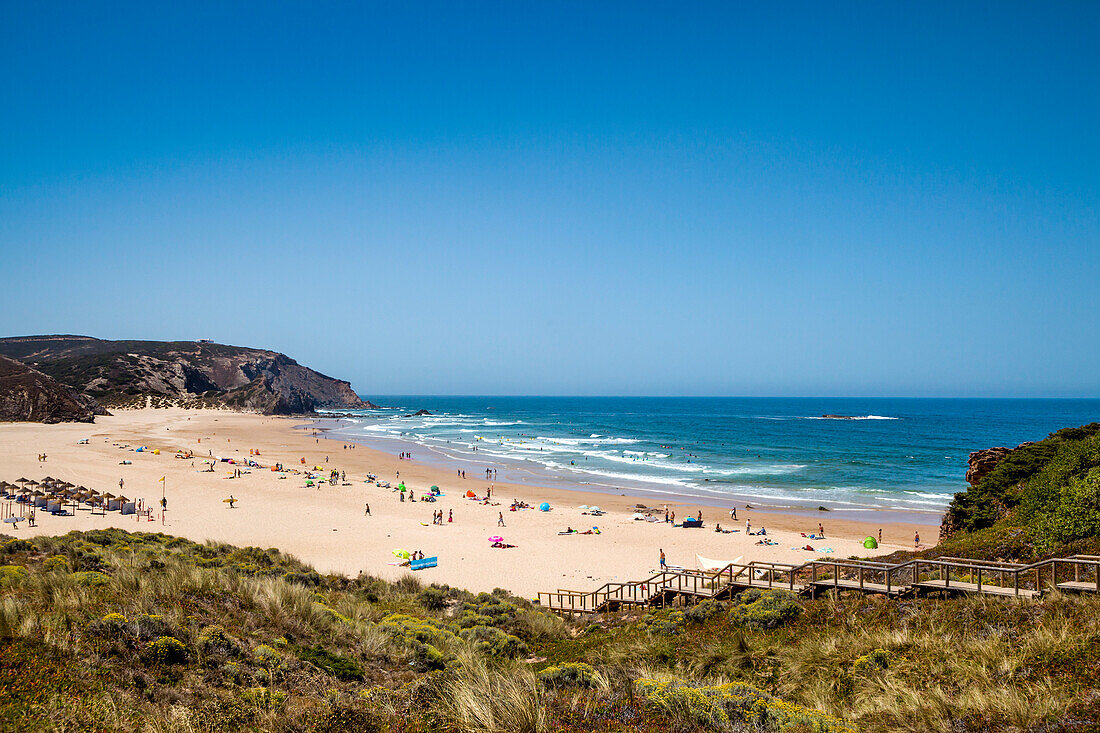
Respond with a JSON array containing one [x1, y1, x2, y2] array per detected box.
[[2, 529, 1100, 731]]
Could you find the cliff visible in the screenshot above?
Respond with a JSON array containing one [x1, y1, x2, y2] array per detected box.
[[938, 423, 1100, 558], [0, 354, 102, 423], [0, 335, 377, 416]]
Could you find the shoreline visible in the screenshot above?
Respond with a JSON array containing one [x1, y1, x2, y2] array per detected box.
[[0, 408, 938, 597], [308, 415, 945, 528]]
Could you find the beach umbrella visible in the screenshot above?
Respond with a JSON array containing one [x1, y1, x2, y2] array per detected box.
[[578, 505, 589, 510], [16, 478, 29, 489], [488, 536, 504, 543], [539, 502, 550, 511], [392, 549, 409, 559]]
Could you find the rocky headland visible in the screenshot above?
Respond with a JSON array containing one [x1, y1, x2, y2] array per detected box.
[[0, 335, 377, 418], [0, 354, 103, 423]]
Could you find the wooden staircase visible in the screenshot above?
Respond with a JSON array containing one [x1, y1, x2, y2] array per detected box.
[[537, 554, 1100, 615]]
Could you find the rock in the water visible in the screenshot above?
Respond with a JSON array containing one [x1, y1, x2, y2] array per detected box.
[[0, 355, 101, 423], [413, 409, 432, 416]]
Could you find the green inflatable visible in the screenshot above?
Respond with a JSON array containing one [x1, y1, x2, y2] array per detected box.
[[863, 536, 878, 549]]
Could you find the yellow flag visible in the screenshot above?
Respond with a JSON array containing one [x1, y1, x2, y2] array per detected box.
[[159, 476, 165, 482]]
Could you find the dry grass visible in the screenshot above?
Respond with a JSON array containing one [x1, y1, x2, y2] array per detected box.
[[435, 651, 547, 733]]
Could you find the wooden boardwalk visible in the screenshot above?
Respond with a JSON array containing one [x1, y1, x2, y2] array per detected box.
[[538, 554, 1100, 614]]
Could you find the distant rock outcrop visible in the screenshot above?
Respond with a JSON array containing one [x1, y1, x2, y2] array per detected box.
[[0, 335, 378, 416], [0, 355, 102, 423], [965, 446, 1015, 487]]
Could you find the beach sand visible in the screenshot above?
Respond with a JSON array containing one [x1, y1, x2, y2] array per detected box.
[[0, 409, 935, 598]]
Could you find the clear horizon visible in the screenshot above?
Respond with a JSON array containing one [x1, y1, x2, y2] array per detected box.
[[2, 3, 1098, 398]]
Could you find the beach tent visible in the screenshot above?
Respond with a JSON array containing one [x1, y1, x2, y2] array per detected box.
[[539, 502, 550, 511], [696, 554, 743, 572], [863, 536, 878, 549], [392, 549, 409, 559]]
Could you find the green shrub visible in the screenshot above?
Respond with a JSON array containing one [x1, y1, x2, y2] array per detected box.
[[378, 613, 458, 670], [148, 636, 188, 664], [282, 570, 322, 587], [42, 555, 70, 573], [418, 586, 448, 611], [459, 625, 528, 659], [684, 599, 725, 623], [853, 648, 891, 675], [71, 570, 110, 587], [638, 609, 686, 635], [635, 678, 856, 733], [538, 662, 601, 688], [1, 539, 33, 554], [730, 589, 802, 629], [197, 624, 240, 658], [254, 644, 281, 664], [292, 643, 365, 681], [0, 565, 28, 587]]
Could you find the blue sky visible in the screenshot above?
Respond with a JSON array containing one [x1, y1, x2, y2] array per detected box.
[[1, 2, 1098, 397]]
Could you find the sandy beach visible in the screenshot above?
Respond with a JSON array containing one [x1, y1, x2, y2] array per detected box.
[[0, 408, 935, 598]]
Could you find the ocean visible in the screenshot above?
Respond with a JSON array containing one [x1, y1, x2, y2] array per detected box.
[[321, 397, 1100, 520]]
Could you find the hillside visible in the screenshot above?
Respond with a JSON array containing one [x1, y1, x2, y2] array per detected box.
[[0, 355, 103, 423], [0, 336, 377, 415], [2, 528, 1098, 733], [937, 422, 1100, 560]]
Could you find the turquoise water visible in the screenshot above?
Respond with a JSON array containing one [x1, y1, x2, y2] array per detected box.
[[323, 398, 1099, 517]]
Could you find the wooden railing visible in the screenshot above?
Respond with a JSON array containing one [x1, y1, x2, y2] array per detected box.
[[537, 554, 1100, 613]]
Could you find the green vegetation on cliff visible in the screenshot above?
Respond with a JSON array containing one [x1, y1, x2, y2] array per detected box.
[[939, 423, 1100, 559]]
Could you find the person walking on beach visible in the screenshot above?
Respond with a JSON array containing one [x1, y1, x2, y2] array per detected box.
[[448, 509, 453, 523], [746, 519, 751, 535], [818, 523, 825, 538], [664, 508, 669, 523], [914, 531, 920, 548], [878, 528, 882, 544], [659, 549, 666, 569], [730, 507, 737, 521], [497, 512, 505, 527], [365, 503, 371, 516]]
